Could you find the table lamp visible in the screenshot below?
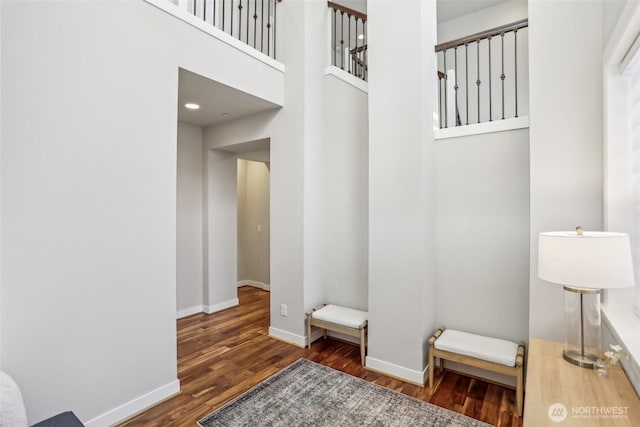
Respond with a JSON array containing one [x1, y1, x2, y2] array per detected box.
[[538, 227, 635, 368]]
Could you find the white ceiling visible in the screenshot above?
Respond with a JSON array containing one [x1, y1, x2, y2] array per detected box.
[[437, 0, 512, 23], [177, 68, 280, 128]]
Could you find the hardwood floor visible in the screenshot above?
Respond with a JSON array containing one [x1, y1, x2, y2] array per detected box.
[[119, 287, 522, 427]]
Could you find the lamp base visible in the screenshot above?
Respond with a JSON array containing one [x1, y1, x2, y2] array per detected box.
[[563, 349, 598, 369]]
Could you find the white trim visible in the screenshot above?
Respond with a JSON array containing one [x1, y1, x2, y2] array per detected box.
[[434, 116, 529, 140], [602, 300, 640, 396], [143, 0, 285, 73], [237, 280, 270, 291], [268, 327, 306, 348], [176, 305, 203, 319], [83, 380, 180, 427], [204, 298, 239, 314], [604, 0, 640, 66], [365, 356, 427, 385], [324, 66, 368, 94]]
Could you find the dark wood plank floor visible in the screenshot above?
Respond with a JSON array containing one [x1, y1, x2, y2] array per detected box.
[[119, 286, 522, 427]]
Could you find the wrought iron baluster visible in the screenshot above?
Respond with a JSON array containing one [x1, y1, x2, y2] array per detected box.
[[231, 0, 234, 36], [193, 0, 197, 16], [439, 74, 443, 129], [238, 0, 242, 41], [348, 14, 352, 75], [266, 0, 271, 56], [273, 0, 278, 59], [514, 29, 519, 118], [476, 39, 481, 123], [363, 21, 367, 80], [454, 46, 459, 126], [488, 36, 492, 121], [222, 0, 226, 31], [333, 8, 337, 67], [253, 0, 257, 48], [260, 0, 264, 53], [501, 32, 505, 120], [213, 0, 216, 27], [355, 18, 359, 77], [204, 0, 206, 21], [443, 49, 448, 128], [465, 42, 469, 125], [340, 11, 344, 70], [246, 0, 250, 44]]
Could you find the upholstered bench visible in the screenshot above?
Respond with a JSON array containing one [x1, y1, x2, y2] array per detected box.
[[428, 326, 525, 416], [306, 304, 368, 366]]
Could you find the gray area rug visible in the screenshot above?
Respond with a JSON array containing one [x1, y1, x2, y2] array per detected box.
[[198, 358, 491, 427]]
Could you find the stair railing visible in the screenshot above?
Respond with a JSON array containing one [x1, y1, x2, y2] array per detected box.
[[180, 0, 283, 60], [435, 19, 528, 129], [328, 1, 367, 81]]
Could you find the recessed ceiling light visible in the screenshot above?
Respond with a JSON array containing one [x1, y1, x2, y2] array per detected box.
[[221, 113, 230, 118], [184, 103, 200, 110], [358, 34, 364, 40]]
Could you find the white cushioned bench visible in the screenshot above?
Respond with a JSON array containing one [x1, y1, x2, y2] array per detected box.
[[428, 326, 525, 416], [306, 304, 368, 366]]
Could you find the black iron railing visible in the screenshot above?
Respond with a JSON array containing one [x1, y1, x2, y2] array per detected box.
[[187, 0, 282, 60], [328, 2, 367, 81], [435, 19, 528, 129]]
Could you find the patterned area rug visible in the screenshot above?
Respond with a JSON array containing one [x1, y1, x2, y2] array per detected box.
[[198, 358, 491, 427]]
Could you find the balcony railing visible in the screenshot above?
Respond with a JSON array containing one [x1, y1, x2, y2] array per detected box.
[[436, 19, 528, 129], [328, 2, 367, 81], [178, 0, 282, 59]]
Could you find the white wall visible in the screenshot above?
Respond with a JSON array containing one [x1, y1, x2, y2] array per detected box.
[[177, 123, 204, 315], [435, 130, 530, 343], [367, 0, 438, 381], [323, 76, 368, 311], [203, 149, 238, 312], [528, 0, 604, 342], [0, 0, 283, 424], [237, 159, 270, 285], [302, 0, 327, 317], [0, 0, 3, 370]]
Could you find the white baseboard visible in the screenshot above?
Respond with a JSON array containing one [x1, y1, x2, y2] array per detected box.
[[176, 305, 203, 319], [237, 280, 270, 291], [204, 298, 239, 314], [268, 327, 306, 348], [365, 356, 427, 386], [83, 379, 180, 427]]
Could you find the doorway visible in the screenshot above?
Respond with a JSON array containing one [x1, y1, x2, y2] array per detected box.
[[237, 157, 271, 291]]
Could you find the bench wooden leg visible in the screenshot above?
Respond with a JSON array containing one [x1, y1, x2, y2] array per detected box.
[[516, 342, 525, 416], [516, 364, 523, 416], [307, 315, 312, 349], [427, 326, 445, 389], [359, 327, 366, 366], [428, 346, 434, 389]]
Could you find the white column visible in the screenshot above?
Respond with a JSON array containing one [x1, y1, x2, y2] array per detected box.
[[367, 0, 438, 383]]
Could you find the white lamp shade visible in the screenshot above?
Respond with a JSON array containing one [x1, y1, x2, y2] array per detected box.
[[538, 231, 635, 289]]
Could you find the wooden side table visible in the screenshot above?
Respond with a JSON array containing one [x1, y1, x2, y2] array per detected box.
[[524, 338, 640, 426]]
